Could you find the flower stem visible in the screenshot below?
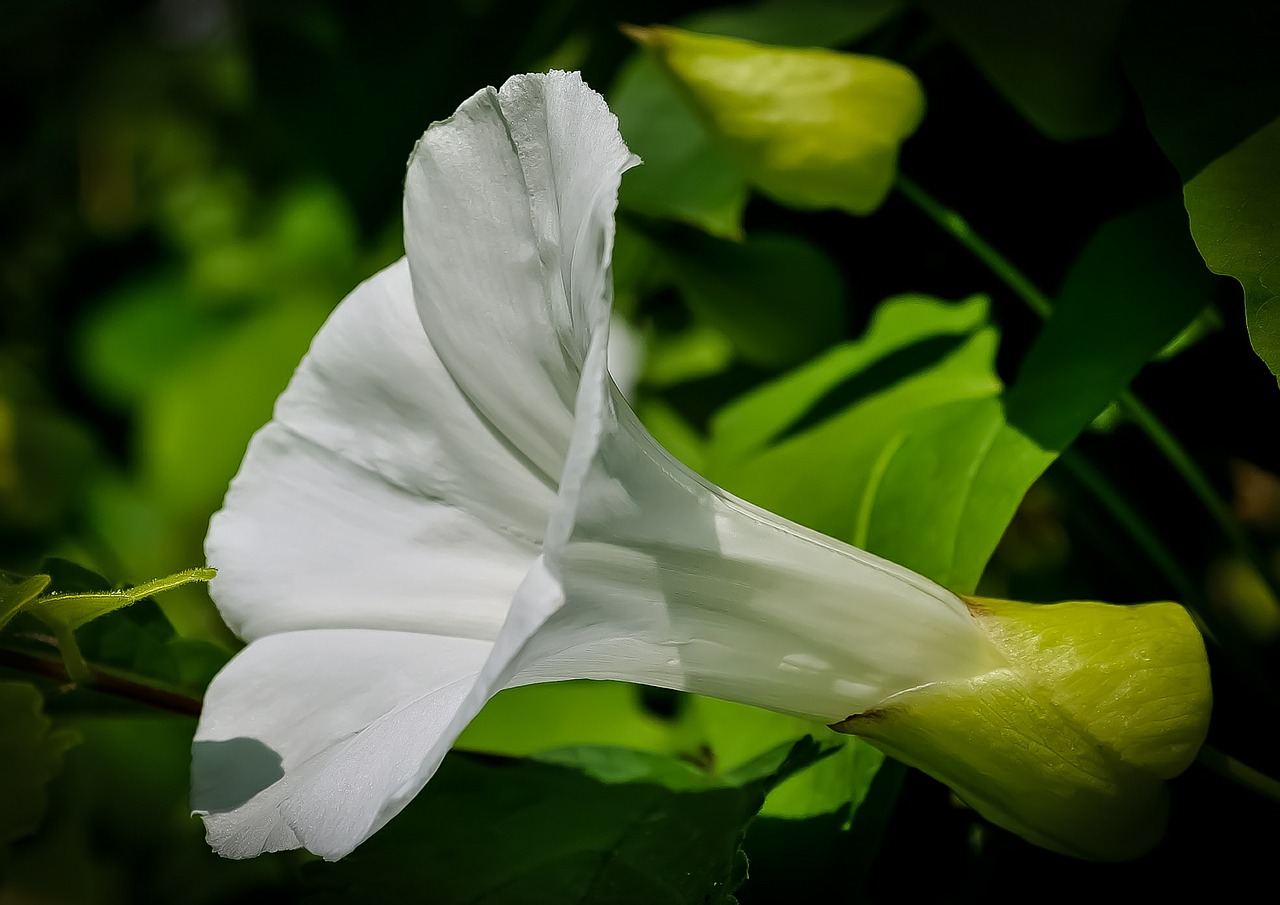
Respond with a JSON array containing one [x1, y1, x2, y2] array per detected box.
[[0, 645, 202, 718], [895, 175, 1053, 319], [896, 175, 1280, 605], [1059, 451, 1279, 699], [1057, 452, 1202, 609], [1197, 744, 1280, 805]]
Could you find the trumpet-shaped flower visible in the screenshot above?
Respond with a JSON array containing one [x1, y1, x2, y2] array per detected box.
[[191, 71, 1210, 864]]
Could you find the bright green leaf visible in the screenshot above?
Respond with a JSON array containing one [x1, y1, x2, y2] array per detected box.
[[655, 230, 846, 368], [141, 301, 330, 518], [28, 567, 216, 632], [710, 213, 1203, 591], [457, 681, 699, 758], [76, 276, 220, 408], [629, 26, 924, 215], [641, 324, 735, 390], [0, 682, 79, 845], [611, 55, 748, 240], [689, 697, 884, 819], [707, 294, 999, 568], [917, 0, 1129, 140]]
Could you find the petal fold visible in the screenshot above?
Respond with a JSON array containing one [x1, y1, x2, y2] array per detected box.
[[192, 629, 491, 860], [205, 259, 544, 642]]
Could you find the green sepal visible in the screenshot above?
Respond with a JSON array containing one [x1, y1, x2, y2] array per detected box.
[[832, 597, 1211, 860]]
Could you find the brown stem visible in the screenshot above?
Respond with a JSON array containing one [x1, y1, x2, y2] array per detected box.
[[0, 647, 202, 718]]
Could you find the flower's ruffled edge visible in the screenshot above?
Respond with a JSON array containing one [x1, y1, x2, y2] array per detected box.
[[193, 72, 639, 860]]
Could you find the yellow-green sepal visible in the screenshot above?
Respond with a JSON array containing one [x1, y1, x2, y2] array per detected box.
[[832, 597, 1211, 861], [626, 25, 924, 215]]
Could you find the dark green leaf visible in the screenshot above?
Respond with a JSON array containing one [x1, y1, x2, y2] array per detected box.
[[1004, 198, 1214, 448], [73, 600, 229, 694], [710, 213, 1203, 590], [0, 575, 51, 632], [656, 230, 846, 368], [0, 682, 79, 845], [1182, 119, 1280, 381], [1122, 0, 1280, 180], [684, 0, 903, 47], [917, 0, 1129, 140], [307, 740, 825, 905]]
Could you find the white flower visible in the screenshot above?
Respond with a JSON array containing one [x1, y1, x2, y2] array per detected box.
[[191, 71, 1209, 864]]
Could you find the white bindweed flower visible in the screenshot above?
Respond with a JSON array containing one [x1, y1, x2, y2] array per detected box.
[[191, 71, 1210, 864]]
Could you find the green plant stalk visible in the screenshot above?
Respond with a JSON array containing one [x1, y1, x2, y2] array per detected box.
[[1058, 452, 1202, 609], [1197, 745, 1280, 805], [1059, 452, 1280, 703], [0, 644, 202, 718], [896, 174, 1280, 607]]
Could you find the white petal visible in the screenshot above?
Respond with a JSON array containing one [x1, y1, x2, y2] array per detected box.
[[200, 72, 643, 859], [403, 71, 639, 483], [205, 259, 544, 641], [191, 629, 491, 860], [511, 399, 1003, 722], [606, 316, 645, 402]]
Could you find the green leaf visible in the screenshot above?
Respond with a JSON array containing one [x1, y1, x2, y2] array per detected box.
[[27, 567, 216, 632], [1122, 0, 1280, 377], [640, 326, 735, 390], [710, 213, 1203, 590], [75, 276, 220, 408], [0, 371, 97, 539], [1004, 198, 1214, 448], [917, 0, 1129, 140], [141, 301, 330, 518], [629, 26, 924, 215], [307, 741, 824, 905], [683, 0, 904, 47], [1182, 118, 1280, 381], [0, 682, 79, 845], [611, 55, 748, 240], [72, 597, 230, 695], [0, 574, 51, 632], [655, 230, 846, 368], [1122, 0, 1280, 180], [456, 681, 699, 758], [708, 294, 1000, 573], [689, 697, 884, 819]]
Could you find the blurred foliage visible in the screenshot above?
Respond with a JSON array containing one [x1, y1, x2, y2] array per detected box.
[[2, 0, 1279, 902]]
